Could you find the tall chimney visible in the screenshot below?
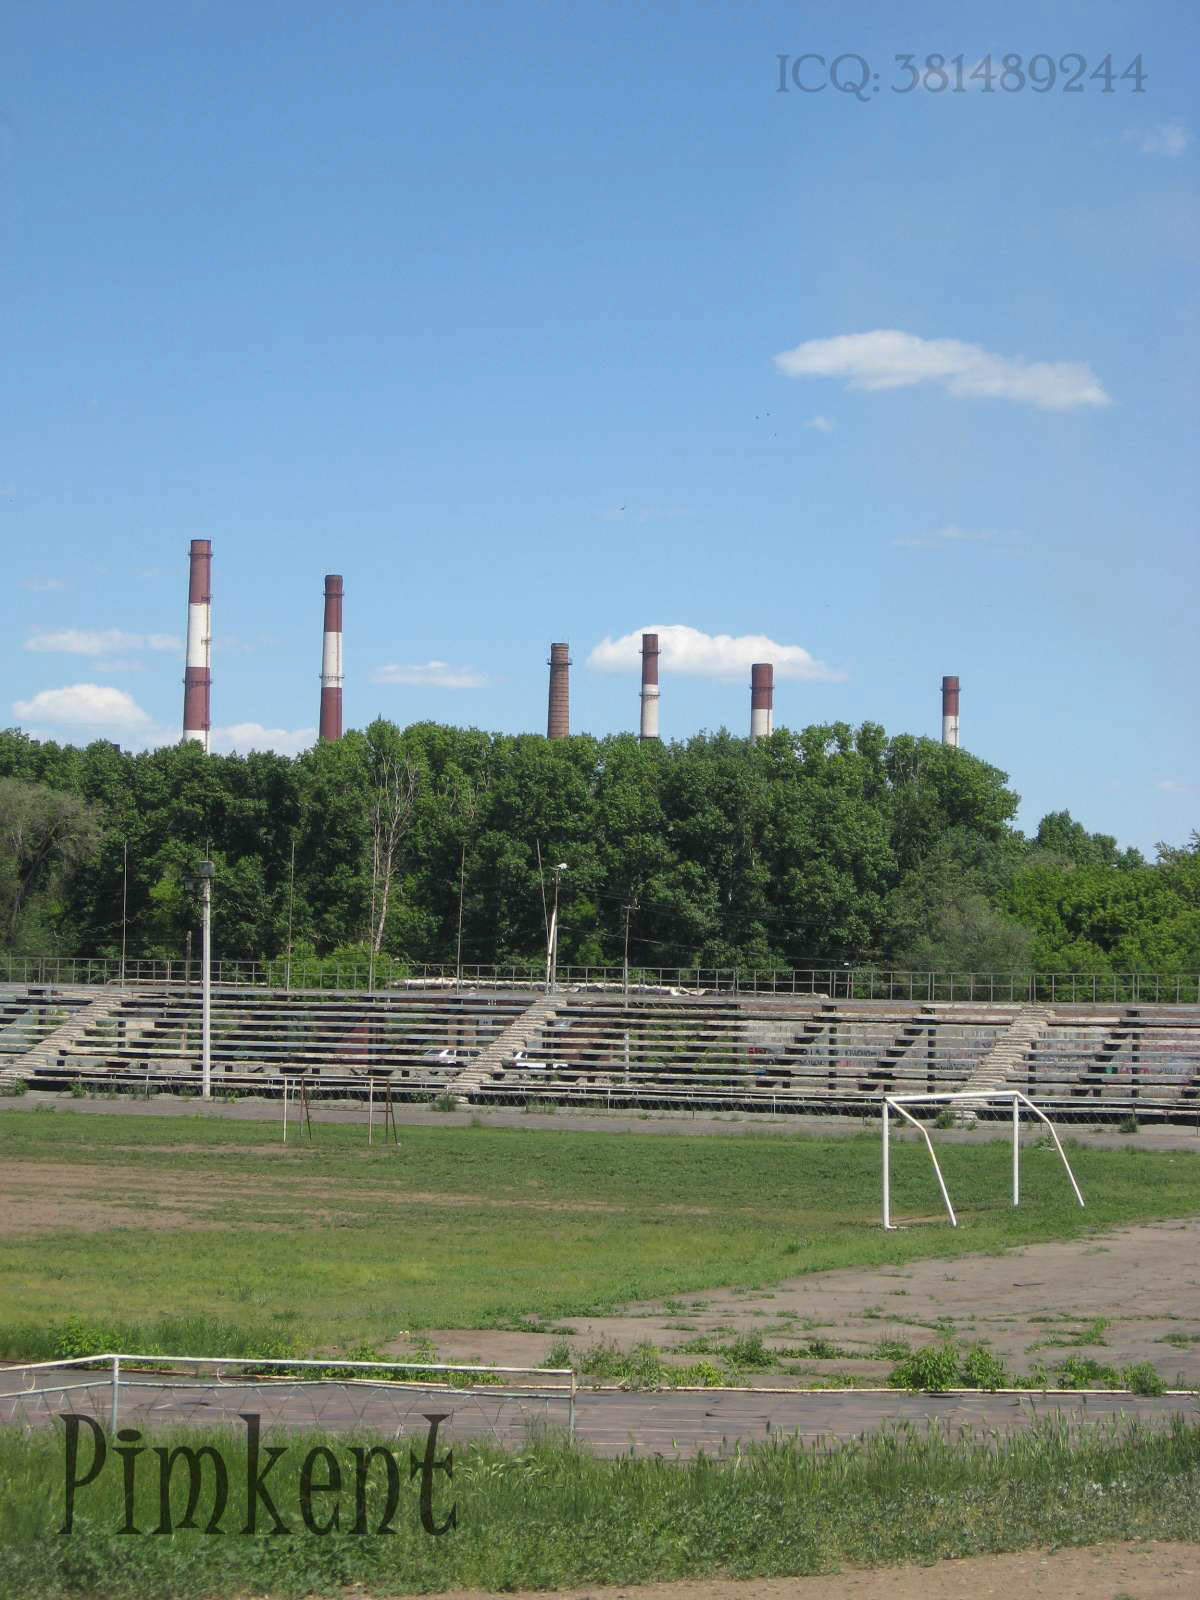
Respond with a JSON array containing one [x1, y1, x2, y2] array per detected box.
[[941, 674, 960, 748], [547, 642, 570, 739], [319, 575, 344, 742], [750, 662, 774, 741], [639, 632, 660, 741], [182, 538, 212, 752]]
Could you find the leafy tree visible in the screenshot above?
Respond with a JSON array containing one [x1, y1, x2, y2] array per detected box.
[[0, 778, 102, 948]]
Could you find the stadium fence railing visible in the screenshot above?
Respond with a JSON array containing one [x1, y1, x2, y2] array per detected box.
[[3, 955, 1199, 1004]]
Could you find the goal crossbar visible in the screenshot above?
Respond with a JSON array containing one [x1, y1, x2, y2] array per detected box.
[[881, 1089, 1085, 1231]]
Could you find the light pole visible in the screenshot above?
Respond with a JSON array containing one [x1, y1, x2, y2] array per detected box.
[[198, 860, 214, 1099], [546, 863, 567, 992], [120, 840, 128, 985]]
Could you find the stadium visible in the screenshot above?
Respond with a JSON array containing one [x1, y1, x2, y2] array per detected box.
[[4, 5, 1199, 1594]]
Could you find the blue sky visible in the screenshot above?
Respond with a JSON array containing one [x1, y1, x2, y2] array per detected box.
[[3, 1, 1196, 854]]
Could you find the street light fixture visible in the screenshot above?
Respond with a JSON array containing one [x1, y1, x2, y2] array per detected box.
[[197, 860, 215, 1099], [546, 863, 568, 992]]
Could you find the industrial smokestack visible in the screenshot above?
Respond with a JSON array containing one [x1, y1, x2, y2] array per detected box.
[[639, 632, 660, 741], [941, 675, 960, 748], [182, 538, 212, 752], [547, 642, 570, 739], [319, 575, 344, 742], [750, 662, 774, 742]]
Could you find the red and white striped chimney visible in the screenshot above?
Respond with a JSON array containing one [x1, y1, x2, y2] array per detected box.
[[319, 575, 344, 742], [182, 538, 211, 751], [750, 662, 774, 741], [639, 632, 660, 741], [547, 643, 570, 739], [941, 675, 960, 748]]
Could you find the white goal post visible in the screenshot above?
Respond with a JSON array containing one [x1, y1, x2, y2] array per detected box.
[[881, 1089, 1085, 1231]]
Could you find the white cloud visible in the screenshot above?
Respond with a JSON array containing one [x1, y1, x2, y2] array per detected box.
[[893, 526, 998, 549], [370, 661, 487, 689], [210, 723, 316, 756], [804, 416, 835, 432], [12, 683, 151, 730], [1126, 121, 1190, 158], [25, 628, 181, 657], [588, 624, 844, 682], [774, 330, 1111, 411]]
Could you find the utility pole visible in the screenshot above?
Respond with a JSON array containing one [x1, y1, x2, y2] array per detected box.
[[198, 860, 214, 1098], [622, 898, 638, 998], [120, 840, 128, 985], [547, 862, 567, 992], [285, 837, 296, 991], [455, 842, 466, 985]]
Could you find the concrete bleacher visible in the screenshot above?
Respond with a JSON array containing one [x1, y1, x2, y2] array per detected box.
[[1010, 1008, 1200, 1109], [8, 985, 531, 1098], [465, 998, 1011, 1110], [0, 986, 97, 1058], [1, 982, 1197, 1117]]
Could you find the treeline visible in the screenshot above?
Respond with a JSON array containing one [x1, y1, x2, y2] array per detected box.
[[0, 721, 1196, 974]]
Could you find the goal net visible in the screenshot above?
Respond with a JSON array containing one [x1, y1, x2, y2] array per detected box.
[[881, 1089, 1085, 1231]]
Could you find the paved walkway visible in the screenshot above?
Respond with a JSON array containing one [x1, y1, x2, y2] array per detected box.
[[2, 1367, 1196, 1456]]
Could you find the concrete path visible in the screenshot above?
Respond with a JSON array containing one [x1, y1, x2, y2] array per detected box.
[[2, 1367, 1197, 1456]]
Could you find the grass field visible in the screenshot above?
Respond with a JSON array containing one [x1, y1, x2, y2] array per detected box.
[[3, 1108, 1200, 1359], [2, 1418, 1199, 1598]]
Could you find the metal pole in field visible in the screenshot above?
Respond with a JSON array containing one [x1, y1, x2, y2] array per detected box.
[[110, 1355, 120, 1434], [1012, 1092, 1020, 1206], [882, 1099, 891, 1229], [199, 860, 214, 1099], [368, 1078, 374, 1145], [282, 1078, 288, 1143]]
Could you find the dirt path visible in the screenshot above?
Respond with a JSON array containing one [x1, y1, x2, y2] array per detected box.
[[411, 1217, 1200, 1387], [372, 1541, 1200, 1599]]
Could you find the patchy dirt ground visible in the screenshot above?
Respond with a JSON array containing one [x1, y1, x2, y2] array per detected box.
[[377, 1541, 1200, 1599], [401, 1217, 1200, 1387]]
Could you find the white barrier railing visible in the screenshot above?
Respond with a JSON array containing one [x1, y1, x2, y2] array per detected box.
[[0, 1353, 576, 1440]]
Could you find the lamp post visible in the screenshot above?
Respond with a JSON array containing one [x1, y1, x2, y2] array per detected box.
[[197, 860, 215, 1098], [546, 863, 567, 992]]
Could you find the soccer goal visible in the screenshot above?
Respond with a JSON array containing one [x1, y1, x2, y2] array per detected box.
[[881, 1089, 1085, 1231]]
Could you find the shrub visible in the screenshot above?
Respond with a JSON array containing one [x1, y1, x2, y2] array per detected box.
[[1057, 1356, 1121, 1389], [725, 1331, 773, 1370], [961, 1345, 1009, 1391], [543, 1338, 572, 1370], [1123, 1362, 1167, 1396], [1119, 1114, 1140, 1134], [889, 1340, 961, 1392], [667, 1360, 724, 1388]]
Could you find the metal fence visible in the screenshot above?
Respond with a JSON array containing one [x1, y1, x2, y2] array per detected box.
[[0, 1353, 576, 1443], [3, 954, 1199, 1004]]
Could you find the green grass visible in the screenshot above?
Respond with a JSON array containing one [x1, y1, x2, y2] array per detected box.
[[2, 1109, 1199, 1358], [1, 1418, 1199, 1597]]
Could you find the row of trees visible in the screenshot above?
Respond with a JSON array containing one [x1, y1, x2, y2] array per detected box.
[[0, 721, 1195, 974]]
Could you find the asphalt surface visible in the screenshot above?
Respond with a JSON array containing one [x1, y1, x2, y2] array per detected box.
[[7, 1090, 1200, 1149], [2, 1369, 1196, 1456]]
